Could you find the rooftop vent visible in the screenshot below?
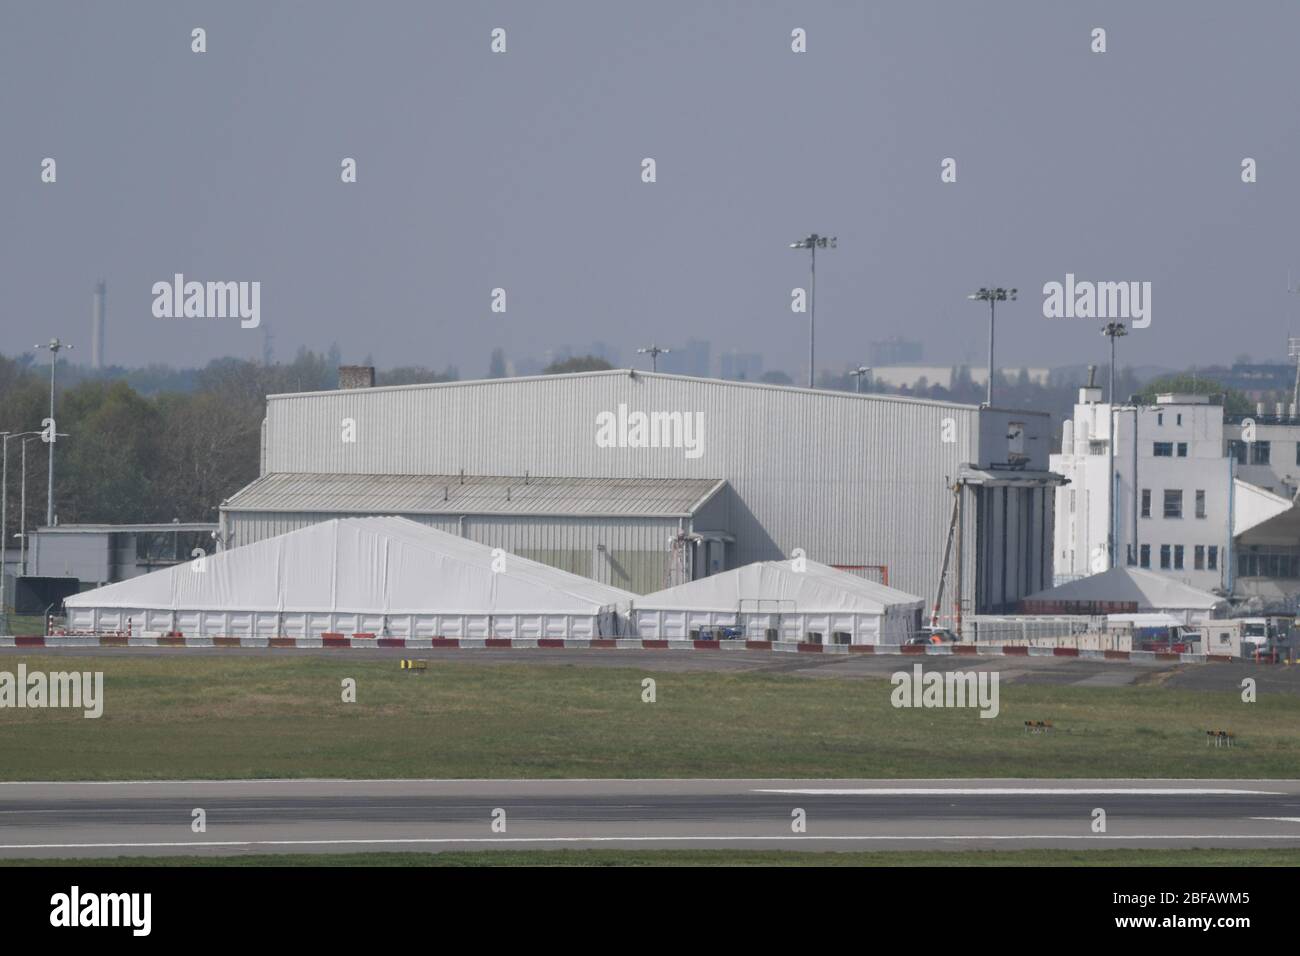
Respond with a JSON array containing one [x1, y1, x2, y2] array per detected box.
[[338, 366, 375, 389]]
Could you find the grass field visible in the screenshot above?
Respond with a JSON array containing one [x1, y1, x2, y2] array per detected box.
[[1, 654, 1297, 779], [4, 847, 1299, 867]]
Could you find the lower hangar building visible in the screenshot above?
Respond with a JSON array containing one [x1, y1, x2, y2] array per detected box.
[[220, 370, 1063, 614]]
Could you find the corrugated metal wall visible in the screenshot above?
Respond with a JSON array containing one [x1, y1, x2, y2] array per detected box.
[[252, 373, 1052, 610]]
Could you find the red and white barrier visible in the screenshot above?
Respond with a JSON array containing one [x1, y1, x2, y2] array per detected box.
[[0, 633, 1225, 663]]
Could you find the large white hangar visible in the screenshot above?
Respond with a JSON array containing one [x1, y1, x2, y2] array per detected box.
[[220, 370, 1064, 615], [64, 516, 636, 640]]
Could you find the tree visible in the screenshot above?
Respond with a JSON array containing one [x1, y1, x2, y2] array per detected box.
[[58, 381, 164, 523], [759, 370, 793, 385], [154, 391, 261, 522], [1137, 374, 1252, 415], [542, 355, 612, 374], [376, 366, 459, 386], [488, 348, 507, 378]]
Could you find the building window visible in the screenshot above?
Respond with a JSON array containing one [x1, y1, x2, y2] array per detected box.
[[1195, 490, 1206, 518], [1194, 545, 1205, 570], [1177, 442, 1188, 457], [1174, 545, 1184, 570], [1208, 546, 1218, 571], [1177, 413, 1183, 426], [1163, 489, 1183, 518], [1296, 443, 1300, 466], [1141, 489, 1151, 518], [1157, 413, 1164, 426], [1235, 547, 1300, 579], [1252, 441, 1271, 465], [1069, 489, 1076, 514], [1140, 544, 1151, 568], [1008, 422, 1025, 456], [1153, 442, 1173, 457], [1160, 545, 1171, 569]]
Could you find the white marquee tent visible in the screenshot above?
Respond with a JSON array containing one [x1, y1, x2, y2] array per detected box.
[[64, 516, 636, 639], [633, 559, 924, 644], [1021, 566, 1225, 624]]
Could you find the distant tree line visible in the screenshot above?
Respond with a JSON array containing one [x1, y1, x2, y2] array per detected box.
[[0, 349, 457, 531]]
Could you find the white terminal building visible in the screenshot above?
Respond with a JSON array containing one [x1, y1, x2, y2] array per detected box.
[[1052, 385, 1300, 606]]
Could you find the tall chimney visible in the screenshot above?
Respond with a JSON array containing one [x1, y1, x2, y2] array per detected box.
[[91, 280, 106, 369], [338, 366, 375, 389]]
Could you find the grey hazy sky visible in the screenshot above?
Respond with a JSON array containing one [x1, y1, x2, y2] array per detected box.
[[4, 1, 1300, 377]]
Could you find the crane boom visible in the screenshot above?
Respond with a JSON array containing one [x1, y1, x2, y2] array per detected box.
[[929, 484, 961, 632]]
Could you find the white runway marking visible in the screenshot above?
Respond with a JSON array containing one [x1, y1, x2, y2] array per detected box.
[[754, 788, 1282, 796], [3, 834, 1300, 851], [1251, 817, 1300, 823]]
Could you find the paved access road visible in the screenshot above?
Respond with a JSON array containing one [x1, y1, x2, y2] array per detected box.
[[1, 778, 1298, 858]]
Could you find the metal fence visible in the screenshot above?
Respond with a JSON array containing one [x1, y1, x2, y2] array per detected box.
[[965, 614, 1098, 645]]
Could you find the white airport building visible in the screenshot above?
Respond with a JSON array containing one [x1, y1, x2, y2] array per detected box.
[[1051, 387, 1300, 607]]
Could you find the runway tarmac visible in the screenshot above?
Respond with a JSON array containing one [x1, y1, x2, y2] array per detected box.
[[2, 778, 1298, 858]]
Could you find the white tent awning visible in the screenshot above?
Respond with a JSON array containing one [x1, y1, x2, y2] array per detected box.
[[65, 516, 635, 616]]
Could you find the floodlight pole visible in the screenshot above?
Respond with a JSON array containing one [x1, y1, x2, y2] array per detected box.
[[20, 437, 35, 575], [34, 338, 71, 527], [1288, 272, 1300, 413], [967, 288, 1017, 406], [1288, 336, 1300, 415], [810, 241, 816, 388], [850, 366, 872, 393], [790, 234, 836, 388], [986, 299, 994, 405], [1102, 322, 1128, 568], [636, 344, 670, 372]]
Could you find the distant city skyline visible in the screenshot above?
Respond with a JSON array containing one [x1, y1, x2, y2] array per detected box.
[[7, 3, 1300, 379]]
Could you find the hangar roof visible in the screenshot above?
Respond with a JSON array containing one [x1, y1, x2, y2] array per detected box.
[[223, 472, 726, 519], [267, 369, 1048, 417]]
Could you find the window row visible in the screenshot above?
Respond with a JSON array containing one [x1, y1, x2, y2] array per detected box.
[[1140, 489, 1206, 519], [1236, 551, 1300, 579], [1136, 544, 1218, 571], [1224, 440, 1300, 466]]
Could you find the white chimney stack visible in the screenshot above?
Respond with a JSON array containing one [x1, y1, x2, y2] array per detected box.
[[91, 280, 106, 369]]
